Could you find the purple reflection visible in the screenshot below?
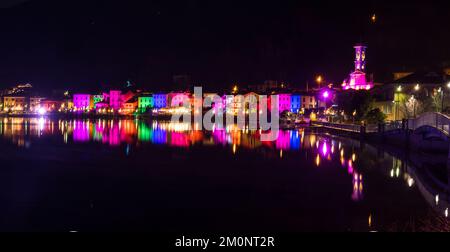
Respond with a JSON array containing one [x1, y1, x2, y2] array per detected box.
[[321, 142, 328, 156], [275, 130, 290, 150], [212, 129, 227, 146], [109, 124, 120, 146], [73, 121, 90, 142]]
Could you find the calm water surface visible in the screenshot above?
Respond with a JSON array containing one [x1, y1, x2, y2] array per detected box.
[[0, 117, 448, 231]]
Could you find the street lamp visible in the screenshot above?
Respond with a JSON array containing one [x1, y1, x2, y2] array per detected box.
[[394, 85, 402, 121], [316, 75, 323, 88], [438, 86, 449, 113], [232, 85, 238, 94], [316, 75, 323, 84], [410, 95, 417, 118], [414, 84, 420, 91], [437, 87, 443, 113]]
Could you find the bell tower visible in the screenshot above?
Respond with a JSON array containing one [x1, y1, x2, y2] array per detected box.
[[354, 44, 367, 71]]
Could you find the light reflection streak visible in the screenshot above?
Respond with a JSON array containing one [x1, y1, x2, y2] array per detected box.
[[3, 118, 443, 214]]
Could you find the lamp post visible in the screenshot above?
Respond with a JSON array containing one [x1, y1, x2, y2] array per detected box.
[[438, 87, 443, 113], [410, 95, 416, 118], [441, 82, 450, 113], [321, 90, 330, 121], [394, 85, 402, 121], [316, 75, 323, 89]]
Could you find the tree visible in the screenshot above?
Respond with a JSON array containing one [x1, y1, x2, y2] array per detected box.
[[363, 108, 386, 124], [401, 95, 423, 118], [336, 90, 374, 122], [431, 89, 443, 112]]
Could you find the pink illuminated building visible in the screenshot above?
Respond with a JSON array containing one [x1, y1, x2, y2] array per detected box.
[[278, 94, 291, 112], [342, 44, 373, 90], [73, 94, 93, 110], [268, 93, 291, 113], [109, 90, 122, 110], [167, 92, 190, 107]]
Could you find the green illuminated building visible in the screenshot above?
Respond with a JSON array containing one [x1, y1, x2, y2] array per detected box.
[[138, 96, 154, 113]]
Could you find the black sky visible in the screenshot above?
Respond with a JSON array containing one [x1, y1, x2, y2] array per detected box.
[[0, 0, 449, 92]]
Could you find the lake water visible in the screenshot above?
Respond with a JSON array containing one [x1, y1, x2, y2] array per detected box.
[[0, 117, 448, 231]]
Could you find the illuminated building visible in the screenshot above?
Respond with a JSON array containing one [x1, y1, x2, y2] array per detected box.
[[278, 94, 291, 112], [40, 100, 62, 113], [29, 97, 43, 112], [153, 94, 167, 108], [290, 94, 301, 113], [93, 95, 104, 104], [73, 94, 93, 110], [167, 92, 190, 107], [224, 94, 244, 115], [267, 93, 291, 113], [3, 96, 26, 112], [138, 95, 154, 113], [121, 97, 138, 115], [244, 92, 259, 114], [301, 95, 316, 109], [202, 93, 219, 108], [342, 44, 374, 90], [109, 90, 122, 110]]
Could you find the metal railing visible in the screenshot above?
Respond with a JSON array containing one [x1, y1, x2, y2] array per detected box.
[[312, 121, 376, 133], [314, 112, 450, 136], [408, 112, 450, 136], [384, 121, 403, 131]]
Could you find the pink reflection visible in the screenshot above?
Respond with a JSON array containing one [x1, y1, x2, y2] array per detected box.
[[347, 159, 354, 174], [275, 130, 290, 150], [73, 121, 90, 142], [109, 124, 120, 146], [321, 142, 328, 156], [170, 132, 189, 147], [351, 172, 363, 201], [212, 129, 227, 146]]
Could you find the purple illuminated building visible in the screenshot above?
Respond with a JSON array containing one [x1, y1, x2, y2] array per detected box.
[[109, 90, 122, 110], [342, 44, 373, 90], [73, 94, 93, 110], [278, 94, 291, 113]]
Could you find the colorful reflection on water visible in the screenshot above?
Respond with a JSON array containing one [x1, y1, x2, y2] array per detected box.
[[0, 118, 414, 201], [0, 117, 448, 227]]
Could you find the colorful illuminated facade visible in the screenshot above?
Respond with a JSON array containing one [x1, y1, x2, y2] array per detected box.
[[153, 94, 167, 108], [40, 100, 62, 112], [244, 92, 259, 114], [3, 96, 26, 112], [202, 93, 220, 108], [121, 98, 138, 115], [29, 97, 44, 112], [224, 95, 245, 115], [342, 44, 373, 90], [290, 94, 301, 113], [73, 94, 93, 110], [109, 90, 122, 110], [167, 92, 190, 107], [138, 96, 154, 113], [267, 93, 291, 113]]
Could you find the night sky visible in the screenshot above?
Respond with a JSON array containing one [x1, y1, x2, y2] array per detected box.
[[0, 0, 449, 92]]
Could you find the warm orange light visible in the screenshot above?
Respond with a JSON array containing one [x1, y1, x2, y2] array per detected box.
[[316, 75, 323, 84]]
